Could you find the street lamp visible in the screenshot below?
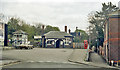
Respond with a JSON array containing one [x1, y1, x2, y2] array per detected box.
[[96, 39, 99, 54]]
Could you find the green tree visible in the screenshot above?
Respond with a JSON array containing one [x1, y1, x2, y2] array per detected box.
[[7, 17, 60, 42], [20, 23, 36, 41], [74, 29, 88, 43], [88, 2, 119, 46], [0, 13, 4, 21], [7, 18, 21, 38], [35, 24, 43, 35], [44, 25, 60, 33]]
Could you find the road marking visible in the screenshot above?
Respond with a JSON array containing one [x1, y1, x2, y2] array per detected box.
[[26, 61, 79, 65], [46, 61, 52, 62], [0, 61, 21, 67], [27, 61, 34, 63], [38, 61, 44, 63]]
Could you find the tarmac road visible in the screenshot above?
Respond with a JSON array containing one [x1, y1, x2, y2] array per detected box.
[[3, 62, 98, 68], [2, 48, 118, 69], [2, 48, 73, 62], [2, 48, 99, 68]]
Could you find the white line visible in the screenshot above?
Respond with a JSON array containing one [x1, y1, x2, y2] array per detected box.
[[27, 61, 34, 63], [46, 61, 52, 62], [26, 61, 80, 65], [38, 61, 44, 63]]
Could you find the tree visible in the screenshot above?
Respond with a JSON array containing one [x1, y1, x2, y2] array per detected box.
[[0, 13, 4, 21], [35, 24, 43, 35], [7, 17, 21, 38], [74, 29, 88, 43], [7, 17, 61, 42], [88, 2, 119, 47], [44, 25, 60, 33]]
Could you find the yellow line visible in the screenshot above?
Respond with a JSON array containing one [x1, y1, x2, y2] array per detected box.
[[0, 62, 22, 67], [0, 66, 2, 67]]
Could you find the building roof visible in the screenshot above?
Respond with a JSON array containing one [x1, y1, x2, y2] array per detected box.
[[108, 10, 120, 17], [44, 31, 72, 39], [13, 30, 27, 35]]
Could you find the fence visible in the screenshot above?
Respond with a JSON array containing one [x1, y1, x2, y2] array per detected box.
[[73, 43, 84, 49]]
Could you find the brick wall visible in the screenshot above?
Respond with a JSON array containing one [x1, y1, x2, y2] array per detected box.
[[119, 17, 120, 61], [110, 47, 118, 61], [108, 17, 120, 62]]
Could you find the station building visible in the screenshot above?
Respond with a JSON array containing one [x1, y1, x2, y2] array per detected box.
[[42, 31, 73, 48]]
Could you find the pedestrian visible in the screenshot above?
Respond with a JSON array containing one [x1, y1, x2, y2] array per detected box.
[[99, 46, 102, 55]]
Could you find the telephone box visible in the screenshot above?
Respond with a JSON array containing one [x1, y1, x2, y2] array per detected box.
[[84, 40, 88, 49]]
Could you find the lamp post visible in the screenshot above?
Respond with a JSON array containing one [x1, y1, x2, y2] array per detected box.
[[96, 38, 99, 54]]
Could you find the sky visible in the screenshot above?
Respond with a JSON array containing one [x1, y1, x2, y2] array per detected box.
[[0, 0, 119, 32]]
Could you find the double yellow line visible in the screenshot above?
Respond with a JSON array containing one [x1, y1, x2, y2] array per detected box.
[[0, 61, 21, 67]]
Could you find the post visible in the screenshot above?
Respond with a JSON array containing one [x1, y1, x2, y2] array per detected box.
[[96, 39, 98, 53], [42, 36, 45, 48], [116, 61, 118, 67], [111, 60, 114, 66]]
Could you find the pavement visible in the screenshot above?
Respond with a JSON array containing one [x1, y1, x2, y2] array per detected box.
[[68, 50, 119, 69], [68, 49, 88, 64], [89, 52, 112, 68]]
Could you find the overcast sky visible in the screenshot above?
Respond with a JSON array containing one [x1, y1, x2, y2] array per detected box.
[[0, 0, 119, 32]]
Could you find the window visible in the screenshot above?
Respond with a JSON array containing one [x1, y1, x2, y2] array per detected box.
[[65, 38, 69, 45], [47, 40, 53, 45]]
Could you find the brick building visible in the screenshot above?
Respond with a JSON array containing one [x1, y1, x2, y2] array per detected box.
[[103, 10, 120, 65]]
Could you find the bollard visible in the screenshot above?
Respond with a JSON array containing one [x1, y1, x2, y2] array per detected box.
[[116, 61, 118, 67], [111, 60, 114, 66]]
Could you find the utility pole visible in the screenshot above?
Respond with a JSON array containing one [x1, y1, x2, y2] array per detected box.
[[42, 25, 45, 48]]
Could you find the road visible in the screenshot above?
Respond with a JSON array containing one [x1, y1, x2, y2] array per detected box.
[[2, 48, 99, 68], [2, 48, 73, 62]]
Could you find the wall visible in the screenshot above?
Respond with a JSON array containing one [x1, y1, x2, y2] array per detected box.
[[107, 17, 120, 63], [0, 23, 7, 46]]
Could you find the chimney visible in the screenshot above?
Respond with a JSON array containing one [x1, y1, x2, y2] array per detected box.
[[42, 25, 45, 35], [42, 25, 45, 30], [65, 26, 67, 33], [69, 29, 71, 34], [76, 27, 78, 36], [76, 27, 78, 31]]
